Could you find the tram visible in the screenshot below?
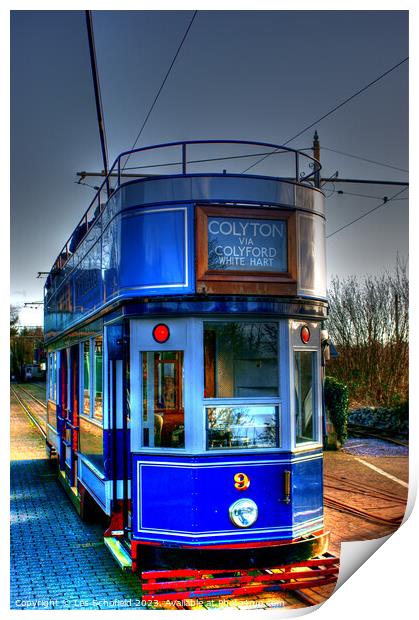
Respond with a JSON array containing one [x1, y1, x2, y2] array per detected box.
[[44, 140, 329, 573]]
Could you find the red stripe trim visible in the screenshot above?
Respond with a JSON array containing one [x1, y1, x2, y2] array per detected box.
[[132, 530, 324, 551]]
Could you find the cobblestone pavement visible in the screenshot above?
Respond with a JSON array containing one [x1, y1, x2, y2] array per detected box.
[[10, 393, 145, 611]]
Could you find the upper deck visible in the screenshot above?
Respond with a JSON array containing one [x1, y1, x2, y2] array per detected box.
[[44, 140, 326, 342]]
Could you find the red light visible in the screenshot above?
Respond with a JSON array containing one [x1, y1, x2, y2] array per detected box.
[[301, 326, 310, 344], [153, 323, 170, 343]]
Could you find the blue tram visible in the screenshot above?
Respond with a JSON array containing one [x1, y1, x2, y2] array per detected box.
[[44, 140, 328, 572]]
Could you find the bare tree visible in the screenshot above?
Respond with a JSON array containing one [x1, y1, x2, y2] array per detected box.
[[326, 259, 408, 407]]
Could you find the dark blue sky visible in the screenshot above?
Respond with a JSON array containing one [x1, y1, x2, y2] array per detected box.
[[11, 10, 408, 325]]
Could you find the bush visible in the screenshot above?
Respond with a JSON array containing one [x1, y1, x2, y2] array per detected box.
[[325, 376, 349, 444]]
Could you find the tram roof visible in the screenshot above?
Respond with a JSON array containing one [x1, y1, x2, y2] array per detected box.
[[48, 140, 321, 280]]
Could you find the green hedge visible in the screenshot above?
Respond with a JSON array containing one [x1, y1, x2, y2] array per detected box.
[[324, 376, 349, 444]]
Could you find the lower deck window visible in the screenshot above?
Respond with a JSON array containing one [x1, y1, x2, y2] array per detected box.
[[83, 340, 90, 414], [79, 416, 104, 472], [94, 336, 103, 421], [294, 350, 316, 443], [204, 322, 279, 398], [142, 351, 184, 448], [206, 405, 279, 449]]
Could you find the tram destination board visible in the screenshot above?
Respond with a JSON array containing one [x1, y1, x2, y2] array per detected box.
[[208, 216, 287, 272], [196, 206, 297, 296]]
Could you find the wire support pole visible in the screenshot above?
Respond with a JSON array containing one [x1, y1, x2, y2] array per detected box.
[[85, 10, 110, 197]]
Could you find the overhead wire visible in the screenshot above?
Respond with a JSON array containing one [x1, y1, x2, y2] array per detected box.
[[326, 188, 408, 201], [327, 186, 408, 239], [321, 146, 408, 173], [241, 56, 409, 174], [122, 10, 198, 171]]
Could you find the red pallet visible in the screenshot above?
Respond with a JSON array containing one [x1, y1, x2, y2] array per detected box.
[[141, 554, 339, 602]]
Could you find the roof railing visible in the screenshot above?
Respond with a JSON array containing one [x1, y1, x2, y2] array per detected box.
[[49, 140, 321, 280]]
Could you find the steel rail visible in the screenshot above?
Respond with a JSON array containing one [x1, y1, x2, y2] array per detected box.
[[11, 386, 47, 439], [13, 384, 47, 411]]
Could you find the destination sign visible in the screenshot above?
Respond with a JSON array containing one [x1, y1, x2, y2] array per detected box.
[[208, 216, 287, 272]]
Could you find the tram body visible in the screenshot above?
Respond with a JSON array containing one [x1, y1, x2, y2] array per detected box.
[[44, 141, 328, 571]]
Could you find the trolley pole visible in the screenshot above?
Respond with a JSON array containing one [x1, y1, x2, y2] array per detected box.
[[85, 10, 110, 198]]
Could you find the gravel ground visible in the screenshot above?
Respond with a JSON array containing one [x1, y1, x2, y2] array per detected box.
[[342, 437, 408, 457]]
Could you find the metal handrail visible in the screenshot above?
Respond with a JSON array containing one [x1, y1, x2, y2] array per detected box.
[[48, 140, 321, 280]]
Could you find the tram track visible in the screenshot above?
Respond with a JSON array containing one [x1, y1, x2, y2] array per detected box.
[[10, 384, 47, 439], [348, 424, 408, 447], [324, 471, 407, 526]]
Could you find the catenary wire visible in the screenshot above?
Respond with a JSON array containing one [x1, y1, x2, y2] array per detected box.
[[321, 146, 408, 173], [241, 56, 409, 174], [327, 188, 408, 201], [122, 11, 198, 171], [327, 186, 408, 238]]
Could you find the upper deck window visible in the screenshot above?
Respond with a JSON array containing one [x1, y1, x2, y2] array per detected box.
[[204, 322, 278, 398]]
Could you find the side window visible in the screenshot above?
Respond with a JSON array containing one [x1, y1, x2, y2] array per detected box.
[[48, 352, 57, 402], [294, 350, 316, 444], [142, 351, 184, 448], [93, 336, 103, 422], [83, 340, 91, 415]]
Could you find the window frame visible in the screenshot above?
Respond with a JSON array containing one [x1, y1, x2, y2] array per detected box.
[[293, 348, 318, 446], [47, 351, 58, 403], [289, 321, 322, 451], [141, 350, 185, 449], [79, 334, 104, 426]]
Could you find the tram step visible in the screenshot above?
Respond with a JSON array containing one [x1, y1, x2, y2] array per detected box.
[[104, 537, 132, 571]]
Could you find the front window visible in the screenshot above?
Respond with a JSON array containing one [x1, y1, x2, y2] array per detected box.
[[204, 322, 279, 450], [204, 322, 279, 398], [294, 350, 316, 443], [142, 351, 184, 448], [206, 405, 279, 449]]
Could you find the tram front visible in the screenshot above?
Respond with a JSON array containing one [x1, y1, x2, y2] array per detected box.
[[119, 142, 328, 571]]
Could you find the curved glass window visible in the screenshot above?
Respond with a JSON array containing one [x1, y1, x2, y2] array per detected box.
[[294, 350, 316, 443]]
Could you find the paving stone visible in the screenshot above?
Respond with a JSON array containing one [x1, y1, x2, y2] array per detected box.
[[10, 395, 143, 611]]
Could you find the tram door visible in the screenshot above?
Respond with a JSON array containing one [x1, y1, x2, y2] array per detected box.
[[69, 344, 80, 487], [131, 319, 188, 451], [142, 351, 185, 448], [107, 324, 130, 537], [58, 350, 68, 474]]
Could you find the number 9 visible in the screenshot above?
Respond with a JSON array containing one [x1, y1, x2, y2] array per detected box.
[[234, 472, 250, 490]]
